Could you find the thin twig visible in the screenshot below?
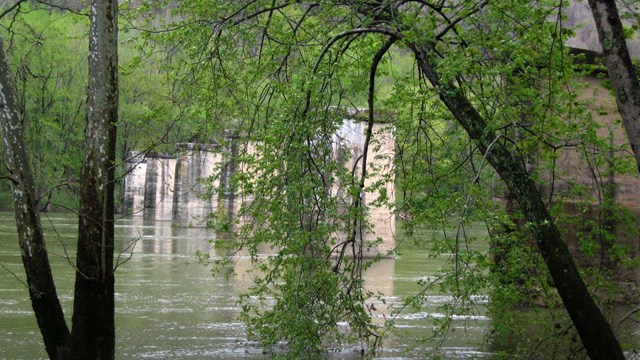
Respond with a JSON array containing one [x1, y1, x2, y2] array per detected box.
[[35, 0, 88, 16], [617, 306, 640, 329], [0, 261, 28, 288]]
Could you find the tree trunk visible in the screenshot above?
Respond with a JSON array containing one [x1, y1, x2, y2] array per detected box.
[[0, 36, 70, 360], [408, 43, 625, 360], [588, 0, 640, 173], [67, 0, 118, 358], [1, 1, 117, 358]]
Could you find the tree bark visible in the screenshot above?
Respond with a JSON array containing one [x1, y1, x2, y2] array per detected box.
[[1, 1, 117, 358], [0, 36, 70, 360], [588, 0, 640, 173], [408, 43, 625, 360], [67, 0, 118, 358]]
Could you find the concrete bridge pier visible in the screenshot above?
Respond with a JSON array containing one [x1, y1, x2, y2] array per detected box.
[[172, 143, 222, 227], [143, 152, 176, 221]]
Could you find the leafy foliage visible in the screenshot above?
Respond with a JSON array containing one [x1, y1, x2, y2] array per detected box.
[[0, 3, 201, 210], [137, 0, 640, 357], [0, 6, 87, 210], [2, 0, 638, 357]]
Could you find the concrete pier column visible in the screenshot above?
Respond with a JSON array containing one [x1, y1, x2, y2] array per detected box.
[[217, 133, 240, 231], [172, 143, 222, 227], [332, 118, 396, 256], [122, 151, 147, 216], [143, 152, 176, 221]]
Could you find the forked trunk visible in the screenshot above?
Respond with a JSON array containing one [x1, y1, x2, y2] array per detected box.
[[66, 0, 119, 358]]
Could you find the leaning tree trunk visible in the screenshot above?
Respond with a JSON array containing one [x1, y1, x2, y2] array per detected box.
[[588, 0, 640, 173], [66, 0, 118, 358], [408, 43, 625, 360], [0, 36, 70, 360]]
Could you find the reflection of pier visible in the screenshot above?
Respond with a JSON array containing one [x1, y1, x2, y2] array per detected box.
[[117, 216, 395, 320], [119, 216, 215, 256], [122, 117, 396, 255]]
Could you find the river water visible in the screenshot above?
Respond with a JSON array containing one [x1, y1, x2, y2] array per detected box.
[[0, 212, 635, 359]]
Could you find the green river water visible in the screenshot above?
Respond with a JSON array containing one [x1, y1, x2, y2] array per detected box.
[[1, 212, 637, 359]]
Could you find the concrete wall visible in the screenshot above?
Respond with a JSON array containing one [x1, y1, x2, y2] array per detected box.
[[545, 75, 640, 208]]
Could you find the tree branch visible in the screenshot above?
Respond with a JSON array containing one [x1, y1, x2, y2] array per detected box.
[[0, 1, 25, 20], [35, 0, 88, 16], [434, 0, 489, 41], [334, 36, 396, 272], [0, 174, 17, 184], [0, 261, 27, 288], [407, 39, 625, 360], [313, 27, 400, 74]]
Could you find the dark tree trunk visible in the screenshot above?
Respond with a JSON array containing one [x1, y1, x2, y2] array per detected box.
[[0, 36, 70, 360], [67, 0, 118, 358], [588, 0, 640, 173], [408, 43, 624, 360], [0, 0, 117, 358]]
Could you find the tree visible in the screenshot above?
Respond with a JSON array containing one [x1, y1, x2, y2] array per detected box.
[[0, 0, 118, 358], [0, 4, 181, 213], [588, 0, 640, 173], [66, 0, 118, 356], [0, 33, 69, 359], [408, 39, 624, 360], [147, 1, 626, 358]]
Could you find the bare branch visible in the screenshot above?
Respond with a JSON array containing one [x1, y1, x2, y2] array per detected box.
[[434, 0, 489, 41], [0, 261, 27, 288], [35, 0, 88, 16], [618, 306, 640, 329], [0, 1, 25, 20], [35, 179, 77, 207], [313, 26, 400, 74]]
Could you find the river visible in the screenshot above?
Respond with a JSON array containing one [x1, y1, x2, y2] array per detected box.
[[0, 212, 636, 359]]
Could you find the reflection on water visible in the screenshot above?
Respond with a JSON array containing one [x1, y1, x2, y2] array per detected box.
[[1, 213, 498, 359], [120, 217, 215, 256]]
